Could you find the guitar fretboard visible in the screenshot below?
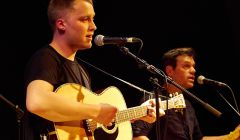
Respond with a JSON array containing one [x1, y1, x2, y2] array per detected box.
[[115, 98, 181, 124], [86, 94, 185, 134], [116, 106, 147, 124]]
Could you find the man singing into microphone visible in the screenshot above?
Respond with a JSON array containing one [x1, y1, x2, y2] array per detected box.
[[132, 47, 239, 140], [22, 0, 160, 140]]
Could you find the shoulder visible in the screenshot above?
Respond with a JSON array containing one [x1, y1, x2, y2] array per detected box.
[[29, 45, 64, 65]]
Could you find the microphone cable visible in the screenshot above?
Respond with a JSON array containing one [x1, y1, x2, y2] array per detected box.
[[216, 84, 240, 116]]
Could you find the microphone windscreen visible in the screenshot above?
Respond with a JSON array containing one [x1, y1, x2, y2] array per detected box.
[[197, 75, 205, 85], [94, 34, 104, 46]]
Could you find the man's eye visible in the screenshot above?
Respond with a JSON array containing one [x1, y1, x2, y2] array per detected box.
[[183, 65, 190, 68], [82, 18, 89, 21]]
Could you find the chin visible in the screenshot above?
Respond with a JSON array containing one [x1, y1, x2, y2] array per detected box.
[[187, 83, 194, 88], [80, 44, 92, 50]]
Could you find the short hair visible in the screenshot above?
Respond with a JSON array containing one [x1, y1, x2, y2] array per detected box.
[[161, 47, 196, 71], [47, 0, 93, 30]]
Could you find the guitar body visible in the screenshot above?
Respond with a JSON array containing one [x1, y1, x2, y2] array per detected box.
[[54, 83, 132, 140]]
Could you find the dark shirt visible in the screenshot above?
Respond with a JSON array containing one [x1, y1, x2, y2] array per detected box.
[[132, 95, 203, 140], [22, 45, 91, 140]]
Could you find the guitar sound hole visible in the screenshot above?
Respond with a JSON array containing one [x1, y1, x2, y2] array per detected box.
[[94, 123, 118, 140], [106, 122, 115, 130]]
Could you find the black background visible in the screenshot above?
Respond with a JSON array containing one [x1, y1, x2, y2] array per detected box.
[[1, 0, 239, 139]]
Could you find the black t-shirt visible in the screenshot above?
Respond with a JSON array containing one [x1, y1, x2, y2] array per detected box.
[[132, 94, 203, 140], [22, 45, 91, 140]]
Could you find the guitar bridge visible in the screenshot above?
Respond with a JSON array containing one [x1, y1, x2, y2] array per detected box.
[[83, 120, 94, 136]]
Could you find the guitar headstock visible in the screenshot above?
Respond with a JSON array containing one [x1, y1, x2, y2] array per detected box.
[[169, 93, 186, 109], [141, 93, 186, 111], [160, 93, 186, 111]]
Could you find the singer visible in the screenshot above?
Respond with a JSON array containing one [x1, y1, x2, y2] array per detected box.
[[21, 0, 159, 140], [132, 47, 239, 140]]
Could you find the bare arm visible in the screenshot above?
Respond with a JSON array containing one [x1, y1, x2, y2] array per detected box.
[[26, 80, 117, 125]]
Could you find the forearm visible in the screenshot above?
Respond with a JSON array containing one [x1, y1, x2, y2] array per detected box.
[[27, 91, 100, 122], [26, 80, 100, 122]]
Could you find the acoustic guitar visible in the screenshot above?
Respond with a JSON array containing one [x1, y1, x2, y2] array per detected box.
[[52, 83, 186, 140]]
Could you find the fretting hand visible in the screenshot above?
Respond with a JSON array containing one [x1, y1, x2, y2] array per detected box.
[[138, 98, 165, 123]]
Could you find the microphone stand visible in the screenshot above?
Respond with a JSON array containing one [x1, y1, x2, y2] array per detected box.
[[119, 46, 222, 117], [148, 77, 169, 140], [0, 94, 24, 140]]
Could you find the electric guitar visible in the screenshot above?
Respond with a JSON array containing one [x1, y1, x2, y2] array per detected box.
[[51, 83, 186, 140]]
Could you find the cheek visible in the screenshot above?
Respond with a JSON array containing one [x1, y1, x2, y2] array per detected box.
[[75, 26, 85, 33], [173, 71, 186, 82], [73, 22, 87, 31]]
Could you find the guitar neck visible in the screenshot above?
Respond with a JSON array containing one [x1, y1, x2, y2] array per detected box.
[[116, 100, 176, 124], [116, 106, 148, 124]]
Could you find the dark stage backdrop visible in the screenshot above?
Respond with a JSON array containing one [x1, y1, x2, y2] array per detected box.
[[1, 0, 239, 139]]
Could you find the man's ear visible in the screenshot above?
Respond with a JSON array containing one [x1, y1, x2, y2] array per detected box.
[[165, 65, 174, 77], [56, 19, 66, 31]]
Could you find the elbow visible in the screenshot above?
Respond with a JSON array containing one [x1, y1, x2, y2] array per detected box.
[[26, 92, 44, 114], [25, 80, 54, 116], [26, 98, 37, 113]]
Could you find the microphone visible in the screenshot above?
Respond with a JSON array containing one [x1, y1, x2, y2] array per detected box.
[[197, 75, 227, 87], [94, 34, 140, 46]]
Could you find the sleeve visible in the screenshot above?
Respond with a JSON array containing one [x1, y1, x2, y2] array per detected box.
[[24, 49, 60, 88], [132, 120, 154, 137]]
